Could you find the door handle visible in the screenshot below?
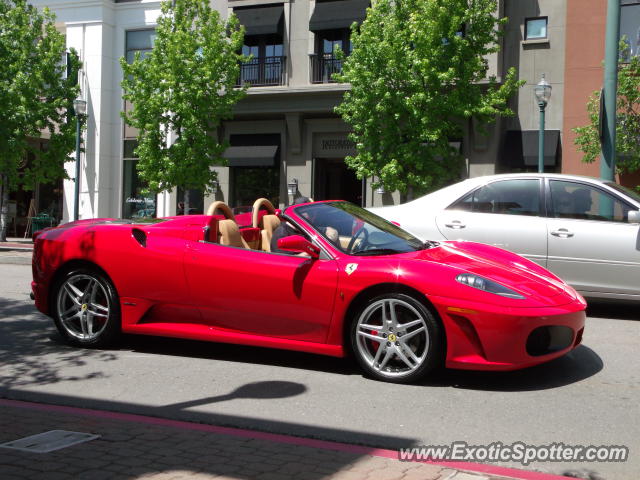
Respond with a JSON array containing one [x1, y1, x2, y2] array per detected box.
[[444, 220, 466, 229], [551, 228, 574, 238]]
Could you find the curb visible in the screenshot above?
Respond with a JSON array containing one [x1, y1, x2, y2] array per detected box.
[[0, 398, 572, 480]]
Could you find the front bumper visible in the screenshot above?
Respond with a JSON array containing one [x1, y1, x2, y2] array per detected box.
[[31, 280, 49, 315], [430, 295, 586, 371]]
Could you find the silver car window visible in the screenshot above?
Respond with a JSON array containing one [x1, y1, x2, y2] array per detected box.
[[448, 179, 541, 216], [550, 180, 633, 222]]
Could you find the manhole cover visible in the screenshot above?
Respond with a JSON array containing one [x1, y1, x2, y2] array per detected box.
[[0, 430, 100, 453]]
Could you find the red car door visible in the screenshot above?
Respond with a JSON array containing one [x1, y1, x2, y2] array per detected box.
[[183, 241, 339, 344]]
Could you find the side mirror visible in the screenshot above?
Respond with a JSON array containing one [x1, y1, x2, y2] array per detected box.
[[628, 210, 640, 224], [277, 235, 320, 259]]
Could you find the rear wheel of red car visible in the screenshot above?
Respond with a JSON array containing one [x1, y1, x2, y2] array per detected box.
[[53, 268, 121, 347], [350, 293, 443, 383]]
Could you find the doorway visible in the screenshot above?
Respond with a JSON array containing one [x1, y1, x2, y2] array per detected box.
[[314, 158, 363, 205]]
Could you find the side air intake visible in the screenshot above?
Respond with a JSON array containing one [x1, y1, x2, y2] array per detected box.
[[132, 228, 147, 247]]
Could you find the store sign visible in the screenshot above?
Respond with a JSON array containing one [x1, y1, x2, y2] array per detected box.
[[313, 134, 356, 157]]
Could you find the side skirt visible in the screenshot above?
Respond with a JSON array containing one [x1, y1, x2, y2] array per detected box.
[[122, 322, 345, 358]]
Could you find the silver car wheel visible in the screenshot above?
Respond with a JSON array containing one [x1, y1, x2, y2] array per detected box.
[[355, 298, 430, 378], [56, 274, 111, 341]]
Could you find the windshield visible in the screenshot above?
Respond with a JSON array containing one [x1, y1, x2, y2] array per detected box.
[[293, 202, 427, 255], [605, 182, 640, 205]]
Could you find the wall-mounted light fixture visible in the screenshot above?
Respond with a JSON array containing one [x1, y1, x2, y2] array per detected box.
[[287, 178, 298, 196]]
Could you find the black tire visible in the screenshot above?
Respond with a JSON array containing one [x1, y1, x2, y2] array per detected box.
[[52, 267, 121, 348], [350, 293, 443, 383]]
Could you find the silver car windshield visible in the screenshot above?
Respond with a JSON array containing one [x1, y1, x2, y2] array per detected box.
[[293, 202, 428, 255]]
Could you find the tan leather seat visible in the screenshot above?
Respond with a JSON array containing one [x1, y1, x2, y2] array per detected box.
[[218, 219, 250, 249], [261, 215, 281, 252], [205, 201, 249, 249], [252, 198, 279, 251]]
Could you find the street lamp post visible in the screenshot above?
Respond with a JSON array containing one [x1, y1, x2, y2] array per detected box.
[[600, 0, 621, 181], [534, 74, 552, 174], [72, 97, 87, 221]]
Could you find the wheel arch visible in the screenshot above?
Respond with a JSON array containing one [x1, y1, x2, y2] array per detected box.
[[342, 283, 445, 357], [48, 259, 116, 314]]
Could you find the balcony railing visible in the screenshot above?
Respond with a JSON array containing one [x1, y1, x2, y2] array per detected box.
[[309, 54, 343, 84], [236, 56, 287, 87]]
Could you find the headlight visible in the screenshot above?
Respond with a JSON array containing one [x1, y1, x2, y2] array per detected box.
[[456, 273, 525, 299]]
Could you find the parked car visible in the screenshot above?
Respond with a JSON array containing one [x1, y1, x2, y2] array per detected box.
[[372, 173, 640, 301], [32, 198, 585, 383]]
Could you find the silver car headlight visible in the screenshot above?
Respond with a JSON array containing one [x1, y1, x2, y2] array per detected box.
[[456, 273, 526, 300]]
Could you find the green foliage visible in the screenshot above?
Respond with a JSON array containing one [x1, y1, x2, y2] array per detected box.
[[0, 0, 81, 189], [120, 0, 247, 196], [335, 0, 523, 197], [573, 48, 640, 176]]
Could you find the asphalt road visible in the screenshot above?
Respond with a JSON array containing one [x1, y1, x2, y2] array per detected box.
[[1, 261, 638, 480]]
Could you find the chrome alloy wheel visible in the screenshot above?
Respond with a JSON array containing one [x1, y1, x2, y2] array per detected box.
[[355, 297, 430, 379], [56, 274, 111, 341]]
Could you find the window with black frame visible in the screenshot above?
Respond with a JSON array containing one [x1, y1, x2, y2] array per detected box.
[[240, 35, 285, 86], [234, 5, 286, 86], [621, 1, 640, 60], [308, 0, 368, 83], [311, 29, 351, 83]]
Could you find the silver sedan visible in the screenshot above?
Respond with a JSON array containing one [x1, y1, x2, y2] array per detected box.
[[372, 173, 640, 301]]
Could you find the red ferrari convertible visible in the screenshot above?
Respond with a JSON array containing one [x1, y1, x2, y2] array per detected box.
[[31, 199, 586, 383]]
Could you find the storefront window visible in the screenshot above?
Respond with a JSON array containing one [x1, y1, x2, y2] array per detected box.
[[228, 134, 281, 208], [122, 30, 156, 219], [231, 167, 280, 208], [176, 188, 204, 215], [122, 141, 156, 219]]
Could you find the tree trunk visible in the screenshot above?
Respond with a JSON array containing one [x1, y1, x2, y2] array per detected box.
[[0, 175, 8, 242], [406, 184, 414, 202], [183, 189, 190, 215]]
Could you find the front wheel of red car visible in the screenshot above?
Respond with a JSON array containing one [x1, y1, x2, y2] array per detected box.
[[53, 268, 121, 348], [350, 293, 443, 383]]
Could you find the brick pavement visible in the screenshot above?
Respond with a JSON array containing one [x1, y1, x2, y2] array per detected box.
[[0, 400, 525, 480]]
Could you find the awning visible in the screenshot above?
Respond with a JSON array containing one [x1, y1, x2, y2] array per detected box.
[[224, 145, 279, 167], [234, 6, 284, 37], [504, 130, 560, 167], [309, 0, 368, 31]]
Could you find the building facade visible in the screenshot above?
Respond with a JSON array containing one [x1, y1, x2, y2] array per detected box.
[[16, 0, 637, 230]]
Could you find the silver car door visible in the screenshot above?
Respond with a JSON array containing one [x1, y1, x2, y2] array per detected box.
[[546, 179, 640, 296], [435, 178, 548, 267]]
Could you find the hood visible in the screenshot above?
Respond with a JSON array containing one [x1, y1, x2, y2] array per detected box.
[[397, 241, 578, 306]]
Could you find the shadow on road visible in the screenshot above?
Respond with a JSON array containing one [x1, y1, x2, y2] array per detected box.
[[586, 299, 639, 321], [1, 296, 604, 394], [166, 380, 308, 410], [122, 334, 603, 392], [429, 345, 603, 392], [0, 298, 117, 389], [122, 334, 359, 376]]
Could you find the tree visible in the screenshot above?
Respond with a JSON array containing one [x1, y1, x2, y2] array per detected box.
[[335, 0, 523, 199], [121, 0, 247, 214], [573, 46, 640, 184], [0, 0, 81, 241]]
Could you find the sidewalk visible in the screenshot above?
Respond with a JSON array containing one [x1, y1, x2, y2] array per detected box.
[[0, 238, 34, 251], [0, 399, 564, 480]]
